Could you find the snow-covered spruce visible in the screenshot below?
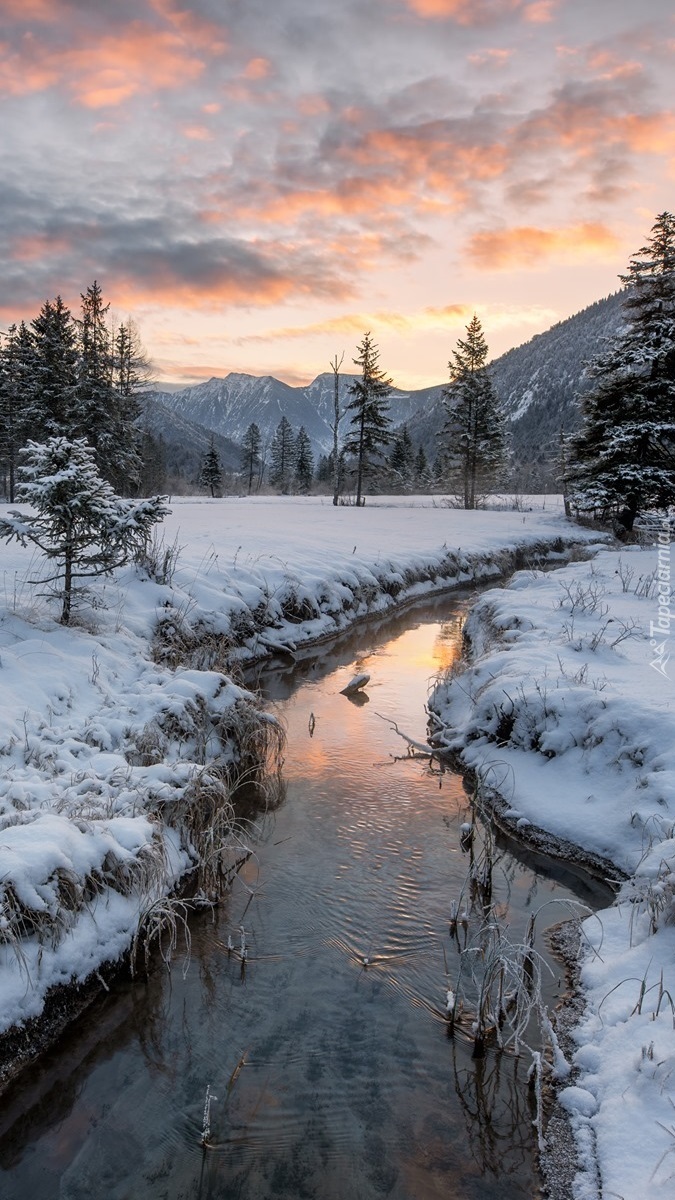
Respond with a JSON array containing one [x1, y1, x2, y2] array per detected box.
[[428, 546, 675, 1200]]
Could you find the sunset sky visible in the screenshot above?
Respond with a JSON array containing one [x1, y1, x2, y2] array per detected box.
[[1, 0, 673, 389]]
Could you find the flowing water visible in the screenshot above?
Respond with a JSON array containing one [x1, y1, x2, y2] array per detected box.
[[0, 593, 612, 1200]]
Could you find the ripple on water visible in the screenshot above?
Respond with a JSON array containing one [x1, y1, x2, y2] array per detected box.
[[0, 597, 613, 1200]]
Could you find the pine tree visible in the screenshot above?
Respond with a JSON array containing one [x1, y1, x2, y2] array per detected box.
[[343, 332, 392, 505], [199, 438, 223, 496], [0, 438, 169, 624], [294, 426, 314, 493], [414, 444, 430, 491], [316, 453, 331, 484], [77, 283, 142, 495], [138, 429, 168, 495], [567, 212, 675, 531], [240, 422, 262, 494], [389, 425, 414, 491], [269, 416, 296, 493], [114, 318, 153, 398], [438, 314, 507, 509], [30, 296, 79, 440], [110, 318, 147, 494], [0, 322, 35, 502]]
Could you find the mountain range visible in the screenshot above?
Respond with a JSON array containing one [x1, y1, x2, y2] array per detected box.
[[140, 289, 625, 490]]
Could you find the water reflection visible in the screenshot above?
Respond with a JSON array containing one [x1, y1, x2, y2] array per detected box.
[[0, 592, 612, 1200]]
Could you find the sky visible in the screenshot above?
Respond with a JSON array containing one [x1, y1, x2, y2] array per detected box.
[[1, 0, 673, 391]]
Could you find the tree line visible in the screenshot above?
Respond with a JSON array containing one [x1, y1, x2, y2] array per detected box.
[[3, 210, 673, 526], [0, 282, 156, 502], [200, 324, 509, 506]]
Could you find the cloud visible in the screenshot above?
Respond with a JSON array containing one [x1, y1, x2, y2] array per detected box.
[[403, 0, 522, 24], [522, 1, 558, 23], [468, 48, 513, 67], [234, 305, 474, 345], [0, 15, 224, 107], [466, 221, 621, 269], [242, 56, 272, 80], [182, 124, 213, 141], [0, 0, 65, 20], [231, 300, 555, 344]]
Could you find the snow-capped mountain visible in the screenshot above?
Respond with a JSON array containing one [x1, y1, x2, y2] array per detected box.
[[151, 371, 433, 458], [144, 290, 625, 487]]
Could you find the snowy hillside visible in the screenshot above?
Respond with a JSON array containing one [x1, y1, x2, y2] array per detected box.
[[138, 394, 242, 478], [405, 292, 625, 487]]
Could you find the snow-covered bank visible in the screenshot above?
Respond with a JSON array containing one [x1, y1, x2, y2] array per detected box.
[[428, 546, 675, 1200], [0, 495, 598, 1085]]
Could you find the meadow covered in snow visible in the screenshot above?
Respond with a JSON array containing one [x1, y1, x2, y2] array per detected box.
[[0, 494, 594, 1068], [429, 541, 675, 1200], [3, 492, 673, 1200]]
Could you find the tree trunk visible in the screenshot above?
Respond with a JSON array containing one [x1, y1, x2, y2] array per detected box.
[[330, 353, 344, 506], [355, 411, 366, 507]]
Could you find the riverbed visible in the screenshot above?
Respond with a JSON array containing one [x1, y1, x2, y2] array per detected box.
[[0, 593, 611, 1200]]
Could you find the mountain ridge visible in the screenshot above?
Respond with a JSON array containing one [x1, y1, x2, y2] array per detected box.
[[144, 290, 625, 487]]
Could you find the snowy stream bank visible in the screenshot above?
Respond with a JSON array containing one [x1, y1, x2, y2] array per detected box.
[[0, 496, 600, 1092], [429, 545, 675, 1200]]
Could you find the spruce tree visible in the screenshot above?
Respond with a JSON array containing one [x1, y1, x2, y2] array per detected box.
[[199, 438, 223, 497], [0, 438, 169, 624], [30, 296, 79, 440], [77, 283, 142, 495], [414, 444, 429, 491], [240, 422, 262, 494], [389, 425, 414, 491], [138, 429, 168, 495], [269, 416, 296, 493], [567, 212, 675, 531], [343, 332, 392, 505], [0, 322, 35, 502], [110, 319, 146, 494], [438, 314, 506, 509], [294, 426, 314, 493]]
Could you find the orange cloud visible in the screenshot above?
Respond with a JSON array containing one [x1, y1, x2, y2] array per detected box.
[[11, 233, 72, 262], [522, 0, 558, 22], [147, 0, 228, 53], [107, 275, 316, 311], [0, 20, 211, 107], [235, 304, 475, 344], [514, 85, 675, 168], [297, 93, 330, 117], [182, 123, 212, 140], [404, 0, 522, 24], [242, 56, 271, 80], [586, 50, 643, 81], [466, 221, 620, 269], [468, 47, 513, 67], [0, 0, 63, 20]]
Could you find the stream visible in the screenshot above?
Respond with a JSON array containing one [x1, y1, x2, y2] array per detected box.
[[0, 592, 612, 1200]]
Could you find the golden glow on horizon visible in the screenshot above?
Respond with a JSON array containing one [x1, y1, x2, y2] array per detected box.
[[466, 222, 621, 269]]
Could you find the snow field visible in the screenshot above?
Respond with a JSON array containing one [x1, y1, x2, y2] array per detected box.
[[0, 495, 597, 1068], [429, 544, 675, 1199]]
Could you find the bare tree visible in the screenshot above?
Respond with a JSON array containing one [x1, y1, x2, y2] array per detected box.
[[329, 352, 344, 506]]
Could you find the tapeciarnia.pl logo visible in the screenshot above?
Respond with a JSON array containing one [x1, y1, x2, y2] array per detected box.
[[649, 517, 673, 679]]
